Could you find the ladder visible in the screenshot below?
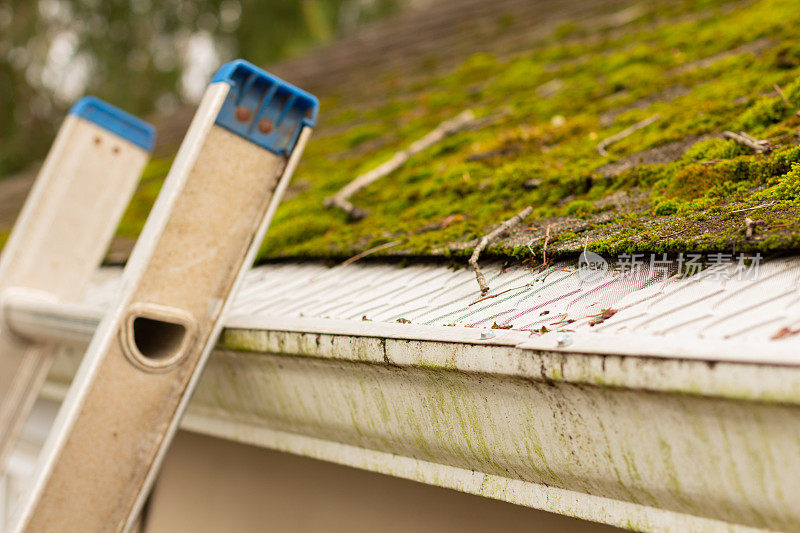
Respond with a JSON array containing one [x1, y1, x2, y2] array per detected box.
[[0, 97, 155, 468], [7, 59, 317, 532]]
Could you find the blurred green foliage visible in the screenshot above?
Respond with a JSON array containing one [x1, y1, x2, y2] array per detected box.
[[0, 0, 398, 177]]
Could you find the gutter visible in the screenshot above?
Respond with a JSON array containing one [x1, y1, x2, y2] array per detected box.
[[5, 262, 800, 532], [6, 293, 800, 402]]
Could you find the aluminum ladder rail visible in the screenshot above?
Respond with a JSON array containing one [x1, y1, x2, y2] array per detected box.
[[0, 98, 155, 469], [8, 59, 318, 532]]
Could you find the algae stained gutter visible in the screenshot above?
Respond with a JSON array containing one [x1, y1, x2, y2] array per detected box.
[[7, 261, 800, 533]]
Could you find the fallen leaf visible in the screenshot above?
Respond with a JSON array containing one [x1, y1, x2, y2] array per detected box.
[[589, 308, 618, 326], [772, 327, 800, 340]]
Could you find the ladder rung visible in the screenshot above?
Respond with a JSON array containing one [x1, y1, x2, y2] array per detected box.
[[2, 292, 102, 347]]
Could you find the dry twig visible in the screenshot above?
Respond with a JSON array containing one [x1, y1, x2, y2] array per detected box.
[[728, 201, 777, 214], [541, 268, 571, 281], [542, 224, 551, 266], [745, 217, 757, 239], [596, 114, 660, 156], [324, 110, 478, 220], [469, 282, 533, 306], [722, 130, 771, 154], [769, 221, 800, 229], [774, 83, 791, 107], [469, 206, 533, 295], [534, 260, 554, 274], [339, 240, 403, 267]]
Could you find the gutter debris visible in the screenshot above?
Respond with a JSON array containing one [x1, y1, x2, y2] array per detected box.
[[588, 308, 619, 326], [468, 206, 533, 296]]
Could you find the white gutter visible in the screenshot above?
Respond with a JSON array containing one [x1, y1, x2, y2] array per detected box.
[[5, 259, 800, 532], [4, 290, 800, 367], [35, 321, 800, 533]]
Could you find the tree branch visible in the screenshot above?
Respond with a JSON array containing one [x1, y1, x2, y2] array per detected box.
[[324, 110, 478, 220], [468, 206, 533, 295], [596, 114, 660, 156], [722, 130, 771, 154]]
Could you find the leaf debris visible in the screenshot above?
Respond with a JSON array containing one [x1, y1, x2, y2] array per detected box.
[[588, 308, 618, 326], [772, 326, 800, 340]]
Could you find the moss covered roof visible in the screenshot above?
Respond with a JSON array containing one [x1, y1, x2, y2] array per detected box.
[[119, 0, 800, 263]]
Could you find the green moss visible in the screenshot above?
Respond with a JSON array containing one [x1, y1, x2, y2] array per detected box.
[[115, 157, 172, 238], [774, 42, 800, 69], [653, 199, 681, 216], [343, 125, 384, 149], [565, 199, 595, 218], [738, 96, 790, 130], [682, 138, 743, 162], [107, 0, 800, 262], [774, 162, 800, 201], [736, 78, 800, 130]]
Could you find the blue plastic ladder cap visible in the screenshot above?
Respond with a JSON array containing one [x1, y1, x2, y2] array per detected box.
[[69, 96, 156, 152], [211, 59, 319, 155]]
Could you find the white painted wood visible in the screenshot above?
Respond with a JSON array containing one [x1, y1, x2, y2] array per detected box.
[[0, 115, 150, 468]]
